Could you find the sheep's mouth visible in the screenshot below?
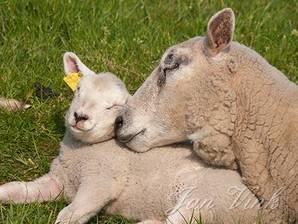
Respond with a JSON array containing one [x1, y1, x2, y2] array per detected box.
[[119, 129, 146, 144]]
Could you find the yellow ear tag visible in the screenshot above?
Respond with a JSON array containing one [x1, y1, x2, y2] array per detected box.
[[63, 72, 82, 91]]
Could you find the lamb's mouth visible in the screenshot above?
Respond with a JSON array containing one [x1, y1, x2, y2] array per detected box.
[[70, 124, 94, 133], [118, 129, 146, 144]]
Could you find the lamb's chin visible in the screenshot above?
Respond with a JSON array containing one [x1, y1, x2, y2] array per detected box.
[[68, 126, 91, 139], [69, 128, 112, 144]]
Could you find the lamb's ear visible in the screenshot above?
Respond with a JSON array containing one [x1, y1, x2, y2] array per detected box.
[[206, 8, 235, 54], [63, 52, 96, 76]]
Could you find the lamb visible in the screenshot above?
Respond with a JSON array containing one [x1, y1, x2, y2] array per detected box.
[[115, 8, 298, 224], [0, 52, 259, 224]]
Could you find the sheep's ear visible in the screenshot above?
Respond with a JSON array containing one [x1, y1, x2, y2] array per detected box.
[[63, 52, 96, 76], [206, 8, 235, 55]]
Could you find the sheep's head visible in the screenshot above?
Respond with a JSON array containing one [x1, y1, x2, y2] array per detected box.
[[115, 8, 237, 155], [64, 52, 129, 144]]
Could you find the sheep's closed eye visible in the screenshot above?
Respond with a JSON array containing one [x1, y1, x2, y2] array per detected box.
[[164, 63, 179, 73], [157, 55, 181, 87], [163, 54, 182, 75]]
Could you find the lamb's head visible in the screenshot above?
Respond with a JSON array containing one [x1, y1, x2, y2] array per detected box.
[[64, 52, 129, 144], [116, 8, 238, 160]]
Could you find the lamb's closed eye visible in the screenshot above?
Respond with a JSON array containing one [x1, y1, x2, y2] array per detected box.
[[106, 104, 124, 110]]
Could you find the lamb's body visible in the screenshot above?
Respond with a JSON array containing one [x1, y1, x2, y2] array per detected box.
[[50, 132, 258, 223], [0, 132, 258, 223]]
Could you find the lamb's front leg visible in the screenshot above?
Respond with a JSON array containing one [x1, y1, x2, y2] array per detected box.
[[55, 177, 121, 224], [0, 174, 63, 203]]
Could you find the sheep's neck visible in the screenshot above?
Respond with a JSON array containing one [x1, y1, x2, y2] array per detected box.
[[231, 52, 298, 199]]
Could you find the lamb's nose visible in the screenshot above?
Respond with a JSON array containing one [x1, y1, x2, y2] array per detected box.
[[74, 112, 89, 123]]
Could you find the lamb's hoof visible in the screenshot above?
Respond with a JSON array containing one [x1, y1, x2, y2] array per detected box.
[[55, 207, 75, 224]]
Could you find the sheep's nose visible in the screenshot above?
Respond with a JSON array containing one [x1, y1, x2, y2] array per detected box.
[[115, 116, 123, 129], [74, 112, 89, 123], [115, 116, 133, 143], [117, 133, 134, 143]]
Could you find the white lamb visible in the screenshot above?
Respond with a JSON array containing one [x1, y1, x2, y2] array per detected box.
[[0, 52, 259, 224]]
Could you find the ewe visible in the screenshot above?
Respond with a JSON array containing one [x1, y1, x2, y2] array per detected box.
[[0, 52, 258, 224], [115, 8, 298, 224]]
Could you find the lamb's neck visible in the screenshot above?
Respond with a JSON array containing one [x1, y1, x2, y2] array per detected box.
[[61, 131, 91, 151], [60, 130, 101, 153], [61, 131, 118, 152]]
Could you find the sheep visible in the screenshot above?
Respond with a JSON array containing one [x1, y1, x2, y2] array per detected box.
[[115, 8, 298, 224], [0, 52, 259, 224]]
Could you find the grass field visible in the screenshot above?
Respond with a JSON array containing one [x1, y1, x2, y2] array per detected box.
[[0, 0, 297, 223]]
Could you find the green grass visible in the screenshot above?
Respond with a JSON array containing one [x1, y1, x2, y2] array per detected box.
[[0, 0, 297, 223]]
